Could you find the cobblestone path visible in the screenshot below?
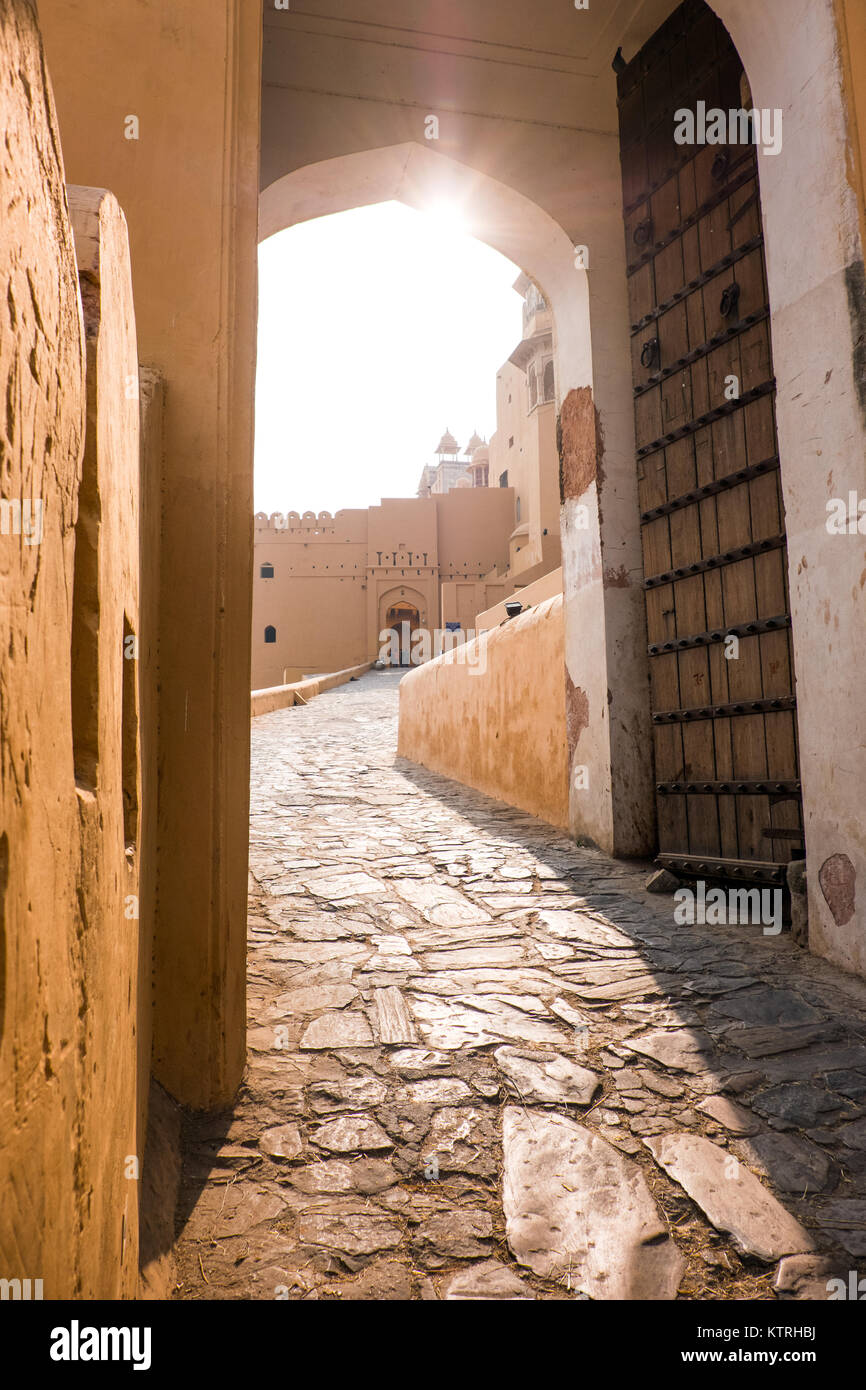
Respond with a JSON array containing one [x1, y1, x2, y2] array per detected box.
[[175, 670, 866, 1300]]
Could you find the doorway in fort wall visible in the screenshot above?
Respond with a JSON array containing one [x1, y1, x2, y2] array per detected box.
[[256, 0, 866, 977], [385, 604, 422, 667]]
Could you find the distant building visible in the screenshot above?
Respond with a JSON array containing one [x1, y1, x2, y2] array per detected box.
[[253, 275, 563, 686], [252, 485, 515, 687], [488, 273, 561, 588], [416, 428, 471, 496]]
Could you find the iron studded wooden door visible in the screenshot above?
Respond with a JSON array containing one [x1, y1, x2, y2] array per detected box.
[[617, 0, 803, 887]]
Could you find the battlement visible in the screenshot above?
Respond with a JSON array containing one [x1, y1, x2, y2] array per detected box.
[[254, 509, 336, 534]]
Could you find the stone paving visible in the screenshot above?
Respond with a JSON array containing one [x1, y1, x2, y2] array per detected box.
[[174, 670, 866, 1301]]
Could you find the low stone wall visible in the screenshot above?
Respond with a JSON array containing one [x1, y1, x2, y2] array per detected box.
[[251, 662, 373, 716], [397, 594, 568, 829], [475, 566, 563, 631]]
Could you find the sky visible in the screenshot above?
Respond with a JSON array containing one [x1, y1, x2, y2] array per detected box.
[[254, 201, 523, 517]]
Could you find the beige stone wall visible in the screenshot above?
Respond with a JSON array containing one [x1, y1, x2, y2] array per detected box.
[[398, 595, 569, 829], [251, 662, 373, 716]]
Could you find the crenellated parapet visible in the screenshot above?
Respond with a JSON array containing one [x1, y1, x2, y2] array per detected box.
[[254, 508, 337, 533]]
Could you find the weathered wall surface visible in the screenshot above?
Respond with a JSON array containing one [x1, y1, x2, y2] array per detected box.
[[712, 0, 866, 977], [398, 595, 568, 829], [0, 0, 86, 1299], [68, 185, 143, 1298], [0, 7, 144, 1300], [39, 0, 263, 1107]]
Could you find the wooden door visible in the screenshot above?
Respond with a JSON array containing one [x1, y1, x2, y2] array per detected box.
[[617, 0, 803, 887]]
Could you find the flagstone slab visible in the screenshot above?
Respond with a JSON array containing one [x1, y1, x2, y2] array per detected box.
[[306, 871, 383, 899], [185, 1185, 287, 1240], [310, 1114, 395, 1154], [494, 1046, 599, 1106], [759, 1044, 866, 1083], [298, 1211, 403, 1256], [534, 940, 574, 961], [550, 997, 591, 1031], [260, 1124, 303, 1159], [720, 1022, 839, 1057], [697, 1095, 760, 1135], [289, 1158, 396, 1195], [308, 1076, 389, 1111], [387, 1048, 452, 1076], [299, 1011, 375, 1050], [420, 1107, 498, 1178], [409, 993, 568, 1050], [502, 1108, 685, 1299], [396, 1078, 473, 1105], [736, 1133, 830, 1194], [815, 1199, 866, 1256], [409, 968, 560, 998], [536, 910, 636, 948], [420, 946, 527, 970], [711, 987, 822, 1028], [271, 982, 358, 1015], [644, 1132, 814, 1261], [268, 941, 370, 966], [371, 986, 418, 1044], [370, 933, 413, 955], [774, 1254, 848, 1300], [628, 1028, 718, 1074], [444, 1261, 535, 1300], [835, 1117, 866, 1150], [751, 1083, 848, 1129], [413, 1210, 494, 1263]]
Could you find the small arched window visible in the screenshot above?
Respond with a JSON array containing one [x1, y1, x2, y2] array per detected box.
[[264, 625, 276, 644], [516, 496, 522, 522], [260, 562, 274, 579]]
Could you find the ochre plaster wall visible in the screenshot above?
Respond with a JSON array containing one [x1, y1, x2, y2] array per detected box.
[[67, 185, 143, 1298], [0, 6, 144, 1300], [476, 567, 563, 631], [0, 0, 87, 1299], [398, 595, 568, 829], [39, 0, 263, 1107]]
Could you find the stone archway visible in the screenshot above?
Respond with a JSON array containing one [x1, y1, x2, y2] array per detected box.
[[377, 582, 428, 667], [259, 141, 656, 862], [384, 603, 421, 667], [260, 0, 866, 974], [260, 143, 593, 399]]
